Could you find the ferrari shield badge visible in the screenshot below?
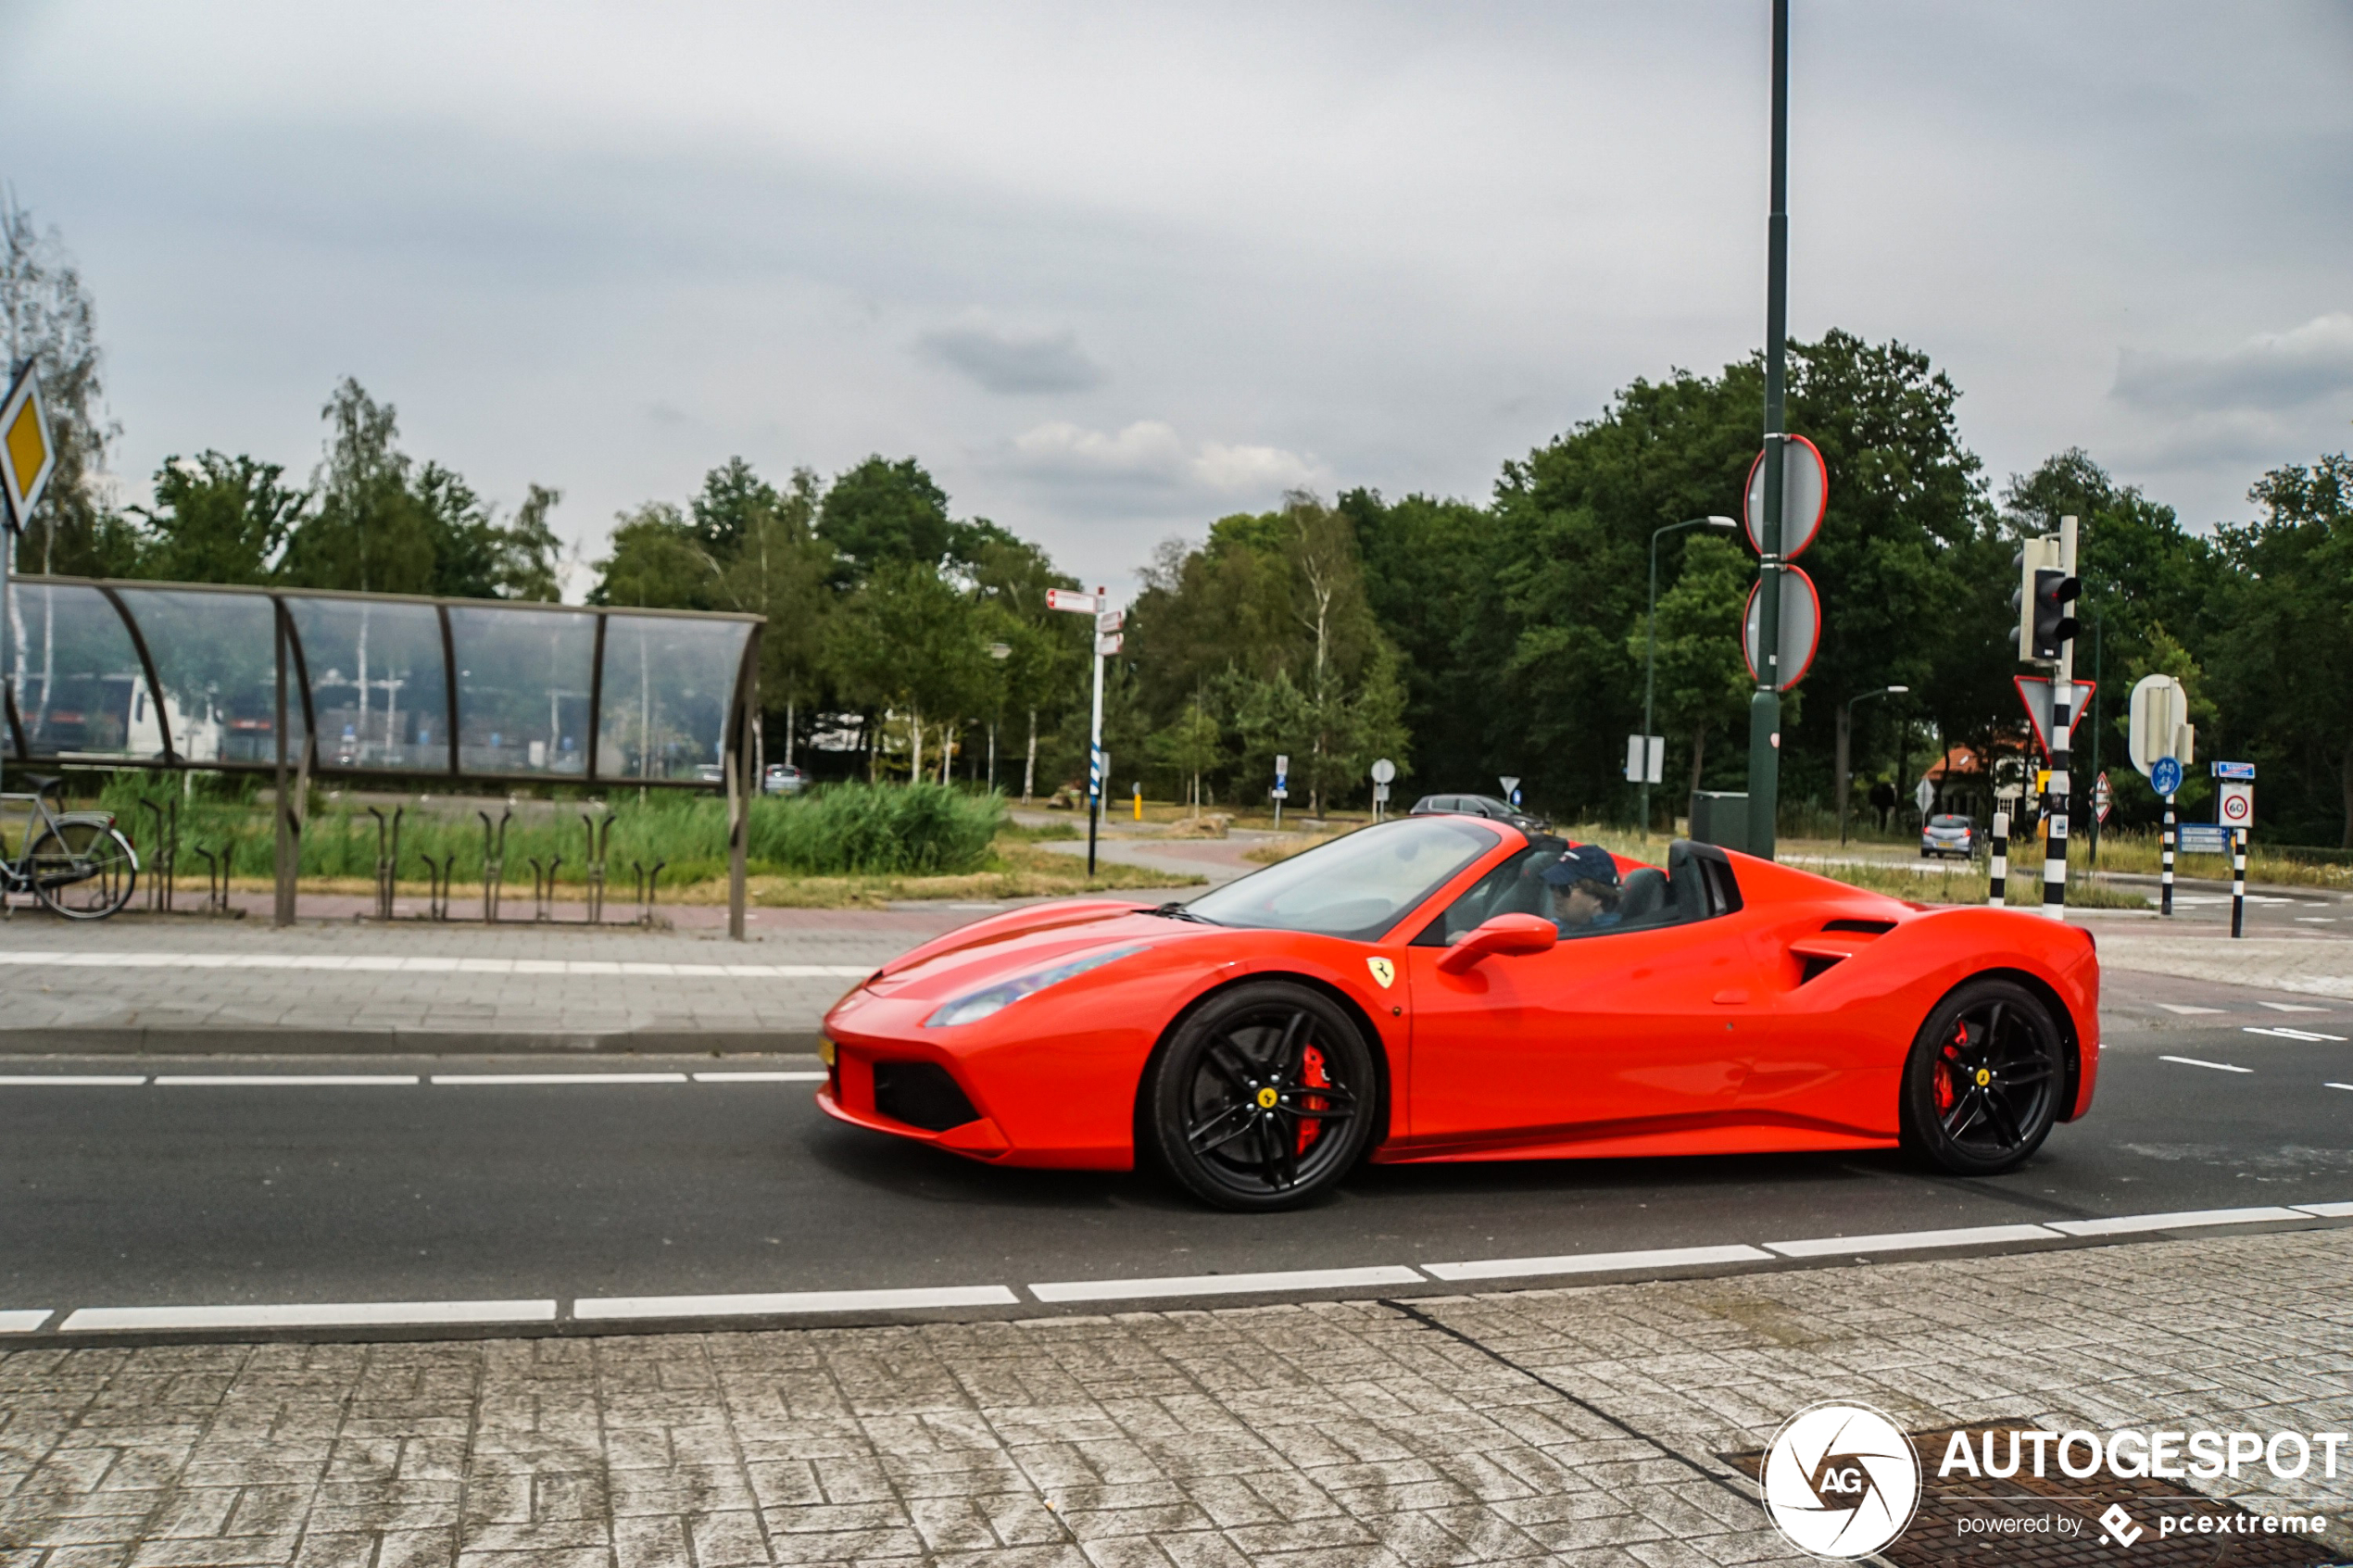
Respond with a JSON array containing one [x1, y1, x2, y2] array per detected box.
[[1366, 957, 1396, 990]]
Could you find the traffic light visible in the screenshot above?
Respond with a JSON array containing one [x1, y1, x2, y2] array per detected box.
[[2009, 535, 2076, 661]]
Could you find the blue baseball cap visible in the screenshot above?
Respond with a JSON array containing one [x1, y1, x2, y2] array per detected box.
[[1541, 843, 1620, 891]]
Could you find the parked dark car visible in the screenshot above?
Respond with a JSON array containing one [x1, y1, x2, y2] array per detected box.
[[1408, 792, 1549, 836]]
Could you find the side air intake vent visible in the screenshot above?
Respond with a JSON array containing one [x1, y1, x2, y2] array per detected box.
[[873, 1060, 980, 1132], [1823, 918, 1896, 935]]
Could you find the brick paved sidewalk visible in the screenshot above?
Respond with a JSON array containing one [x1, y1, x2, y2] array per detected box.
[[3, 1229, 2347, 1568]]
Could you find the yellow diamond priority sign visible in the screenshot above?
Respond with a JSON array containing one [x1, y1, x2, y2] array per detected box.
[[0, 365, 57, 532]]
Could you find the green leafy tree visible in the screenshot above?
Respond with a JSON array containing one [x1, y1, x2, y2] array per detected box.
[[131, 453, 308, 584], [1151, 694, 1226, 812], [277, 379, 437, 594], [1629, 533, 1755, 819], [590, 502, 713, 609], [2208, 453, 2353, 845], [824, 559, 987, 782], [817, 455, 952, 578], [1, 194, 130, 577]]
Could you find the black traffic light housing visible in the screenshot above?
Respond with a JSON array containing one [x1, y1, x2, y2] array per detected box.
[[2030, 571, 2079, 660]]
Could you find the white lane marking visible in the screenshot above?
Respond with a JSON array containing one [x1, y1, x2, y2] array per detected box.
[[0, 1075, 148, 1086], [2328, 1083, 2353, 1094], [1764, 1224, 2057, 1258], [2261, 1002, 2334, 1013], [2047, 1207, 2308, 1237], [691, 1072, 826, 1083], [0, 952, 871, 979], [62, 1299, 557, 1332], [2296, 916, 2337, 923], [2157, 1003, 2226, 1016], [1423, 1244, 1768, 1283], [431, 1073, 689, 1085], [152, 1075, 419, 1086], [2293, 1201, 2353, 1217], [0, 1310, 54, 1333], [2243, 1027, 2347, 1043], [2159, 1056, 2252, 1073], [575, 1286, 1016, 1321], [1027, 1265, 1423, 1304]]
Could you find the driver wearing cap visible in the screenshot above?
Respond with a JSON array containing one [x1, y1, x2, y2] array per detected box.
[[1541, 843, 1622, 932]]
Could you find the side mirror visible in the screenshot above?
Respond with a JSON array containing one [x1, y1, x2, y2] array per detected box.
[[1439, 912, 1558, 972]]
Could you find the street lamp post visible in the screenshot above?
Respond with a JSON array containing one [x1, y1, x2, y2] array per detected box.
[[1838, 684, 1908, 845], [1643, 516, 1738, 834]]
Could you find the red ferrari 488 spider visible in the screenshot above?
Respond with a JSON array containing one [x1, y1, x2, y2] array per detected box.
[[818, 815, 2098, 1210]]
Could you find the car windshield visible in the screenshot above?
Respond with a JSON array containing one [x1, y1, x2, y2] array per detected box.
[[1184, 817, 1502, 941], [1930, 815, 1970, 828]]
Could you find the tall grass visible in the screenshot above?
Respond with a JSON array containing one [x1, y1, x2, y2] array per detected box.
[[92, 777, 1002, 883]]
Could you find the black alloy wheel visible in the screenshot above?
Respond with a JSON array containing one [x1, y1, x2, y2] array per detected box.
[[1899, 977, 2064, 1174], [1144, 981, 1378, 1211]]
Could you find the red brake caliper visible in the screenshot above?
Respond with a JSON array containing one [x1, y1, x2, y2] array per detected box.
[[1933, 1021, 1965, 1114], [1297, 1045, 1330, 1155]]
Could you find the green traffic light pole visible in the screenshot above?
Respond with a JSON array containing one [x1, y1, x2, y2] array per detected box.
[[1747, 0, 1793, 861], [1644, 516, 1737, 834]]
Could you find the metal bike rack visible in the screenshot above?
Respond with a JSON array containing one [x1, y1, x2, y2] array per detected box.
[[478, 809, 510, 922], [630, 859, 666, 927], [582, 811, 612, 925], [418, 852, 453, 921], [190, 843, 235, 915], [137, 796, 179, 913], [366, 806, 404, 922], [527, 855, 563, 922]]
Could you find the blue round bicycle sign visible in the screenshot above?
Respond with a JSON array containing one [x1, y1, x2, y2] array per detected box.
[[2151, 756, 2183, 797]]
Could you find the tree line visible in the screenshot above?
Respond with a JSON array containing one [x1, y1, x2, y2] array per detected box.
[[7, 194, 2349, 844]]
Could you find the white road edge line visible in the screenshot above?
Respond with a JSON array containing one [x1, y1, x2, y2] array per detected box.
[[1764, 1224, 2058, 1258], [2292, 1201, 2353, 1218], [0, 1076, 148, 1086], [0, 1310, 54, 1334], [2158, 1056, 2252, 1073], [691, 1072, 826, 1083], [430, 1073, 689, 1085], [152, 1075, 420, 1086], [61, 1300, 558, 1332], [2328, 1083, 2353, 1094], [2046, 1207, 2308, 1237], [574, 1286, 1017, 1320], [1423, 1244, 1768, 1283], [1027, 1265, 1424, 1304]]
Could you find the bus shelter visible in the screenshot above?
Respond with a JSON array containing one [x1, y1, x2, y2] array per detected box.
[[2, 576, 763, 937]]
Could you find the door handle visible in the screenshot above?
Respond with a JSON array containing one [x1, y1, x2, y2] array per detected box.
[[1712, 988, 1750, 1005]]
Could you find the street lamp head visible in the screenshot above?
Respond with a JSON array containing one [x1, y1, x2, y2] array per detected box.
[[988, 643, 1013, 660], [1886, 684, 1909, 695], [1706, 515, 1737, 529]]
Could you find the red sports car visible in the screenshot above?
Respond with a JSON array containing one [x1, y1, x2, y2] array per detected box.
[[818, 816, 2099, 1210]]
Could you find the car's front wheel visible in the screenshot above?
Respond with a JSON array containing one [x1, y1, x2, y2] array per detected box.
[[1899, 977, 2064, 1174], [1143, 981, 1378, 1211]]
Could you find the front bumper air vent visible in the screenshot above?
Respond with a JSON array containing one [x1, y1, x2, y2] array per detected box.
[[873, 1060, 980, 1132]]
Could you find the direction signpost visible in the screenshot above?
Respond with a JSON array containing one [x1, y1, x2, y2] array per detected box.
[[1370, 757, 1396, 821], [2129, 674, 2193, 918], [1046, 587, 1114, 875], [1272, 754, 1290, 828]]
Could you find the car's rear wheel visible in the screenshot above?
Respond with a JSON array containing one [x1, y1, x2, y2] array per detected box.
[[1143, 981, 1378, 1211], [1899, 977, 2063, 1174]]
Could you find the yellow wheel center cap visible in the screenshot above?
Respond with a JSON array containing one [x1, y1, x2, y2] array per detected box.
[[1256, 1087, 1279, 1110], [1975, 1068, 1992, 1087]]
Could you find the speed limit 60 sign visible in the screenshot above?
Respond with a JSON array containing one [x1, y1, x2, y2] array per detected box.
[[2217, 780, 2253, 830]]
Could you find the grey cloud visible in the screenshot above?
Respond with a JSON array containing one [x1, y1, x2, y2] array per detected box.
[[917, 325, 1106, 395], [2112, 313, 2353, 414]]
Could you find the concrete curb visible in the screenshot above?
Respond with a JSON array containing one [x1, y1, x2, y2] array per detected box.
[[0, 1027, 825, 1056]]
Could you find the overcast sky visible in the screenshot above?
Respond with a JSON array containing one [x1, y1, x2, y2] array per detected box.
[[6, 1, 2349, 600]]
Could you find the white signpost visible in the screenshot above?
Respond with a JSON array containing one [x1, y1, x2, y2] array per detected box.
[[1624, 734, 1664, 785], [2129, 674, 2195, 918], [1047, 587, 1111, 874], [1369, 757, 1396, 820], [1913, 776, 1935, 819], [1498, 775, 1521, 809], [1272, 753, 1290, 827]]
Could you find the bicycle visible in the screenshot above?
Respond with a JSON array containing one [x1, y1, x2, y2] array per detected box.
[[1, 774, 140, 920]]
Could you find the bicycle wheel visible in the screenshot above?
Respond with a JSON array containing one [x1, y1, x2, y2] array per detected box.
[[30, 822, 139, 920]]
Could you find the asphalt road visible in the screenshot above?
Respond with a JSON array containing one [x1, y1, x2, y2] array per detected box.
[[2, 961, 2347, 1337]]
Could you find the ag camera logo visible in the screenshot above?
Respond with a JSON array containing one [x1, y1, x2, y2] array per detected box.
[[1762, 1401, 1923, 1559]]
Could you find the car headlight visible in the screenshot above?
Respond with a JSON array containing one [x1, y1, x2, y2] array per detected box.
[[924, 945, 1146, 1028]]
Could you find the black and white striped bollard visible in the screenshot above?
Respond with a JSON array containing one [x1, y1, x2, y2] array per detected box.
[[2231, 827, 2246, 939], [2160, 795, 2175, 917], [1989, 809, 2008, 906]]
